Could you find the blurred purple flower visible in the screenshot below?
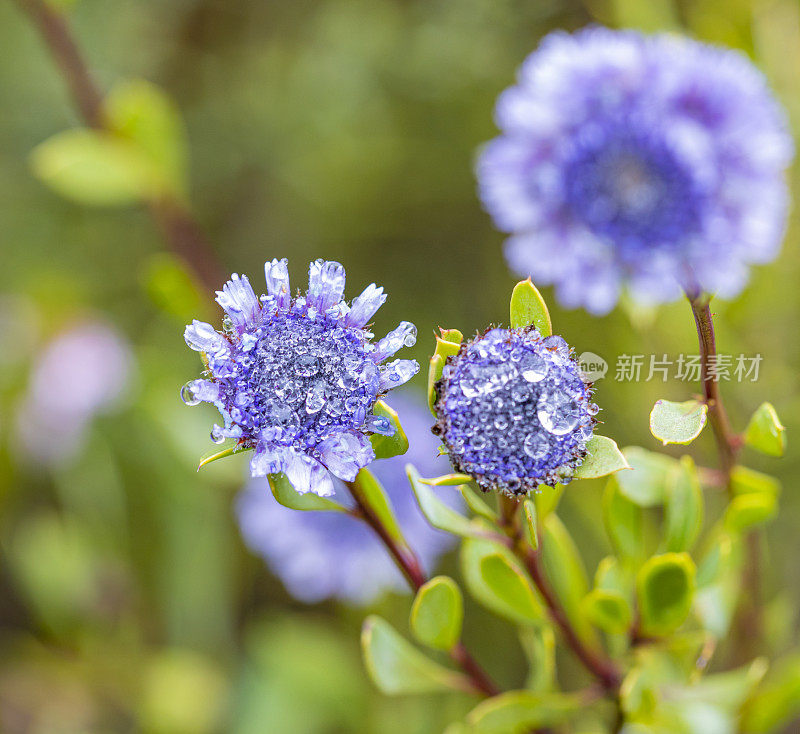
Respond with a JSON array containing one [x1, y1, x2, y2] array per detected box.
[[236, 391, 458, 605], [477, 27, 794, 314], [16, 321, 133, 464]]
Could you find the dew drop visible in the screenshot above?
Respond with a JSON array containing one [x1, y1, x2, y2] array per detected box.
[[210, 426, 225, 444], [537, 390, 581, 436], [305, 381, 326, 414], [523, 432, 549, 460], [180, 381, 200, 406]]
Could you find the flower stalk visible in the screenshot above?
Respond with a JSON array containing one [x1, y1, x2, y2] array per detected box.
[[500, 496, 622, 692], [688, 295, 761, 657], [344, 479, 501, 698]]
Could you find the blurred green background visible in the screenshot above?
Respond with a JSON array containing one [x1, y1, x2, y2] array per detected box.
[[1, 0, 799, 731]]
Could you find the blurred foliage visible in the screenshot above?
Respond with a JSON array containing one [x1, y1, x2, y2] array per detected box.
[[1, 0, 800, 731]]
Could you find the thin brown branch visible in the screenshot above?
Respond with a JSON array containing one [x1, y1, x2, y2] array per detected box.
[[499, 497, 621, 691], [14, 0, 225, 293], [345, 480, 500, 698], [687, 295, 761, 659]]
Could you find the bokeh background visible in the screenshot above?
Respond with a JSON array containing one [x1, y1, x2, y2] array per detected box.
[[1, 0, 799, 731]]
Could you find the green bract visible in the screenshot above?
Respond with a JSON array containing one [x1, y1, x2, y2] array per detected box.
[[649, 398, 708, 445], [410, 576, 463, 651]]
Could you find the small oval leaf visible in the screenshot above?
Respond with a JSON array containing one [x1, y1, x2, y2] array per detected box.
[[361, 616, 470, 695], [649, 399, 708, 446], [663, 456, 704, 553], [616, 447, 676, 507], [572, 435, 630, 479], [407, 465, 478, 538], [370, 400, 409, 459], [410, 576, 463, 651], [510, 279, 552, 335], [351, 468, 405, 544], [268, 473, 345, 513], [636, 553, 696, 636], [581, 589, 632, 634], [466, 690, 579, 733], [461, 538, 544, 624], [745, 402, 786, 457]]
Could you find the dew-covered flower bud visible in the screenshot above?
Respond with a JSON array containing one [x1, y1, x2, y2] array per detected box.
[[477, 28, 794, 314], [432, 327, 597, 495], [182, 259, 419, 496]]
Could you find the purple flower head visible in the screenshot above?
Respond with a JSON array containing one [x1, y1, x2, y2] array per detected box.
[[432, 328, 597, 495], [182, 259, 419, 496], [477, 28, 794, 314], [236, 391, 457, 605]]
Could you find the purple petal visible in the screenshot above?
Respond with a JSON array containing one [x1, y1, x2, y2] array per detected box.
[[264, 258, 291, 309], [215, 274, 260, 331], [250, 443, 289, 477], [372, 321, 417, 362], [345, 283, 386, 327], [307, 260, 346, 312], [378, 359, 420, 392], [285, 451, 335, 496], [184, 320, 228, 354], [318, 432, 374, 481]]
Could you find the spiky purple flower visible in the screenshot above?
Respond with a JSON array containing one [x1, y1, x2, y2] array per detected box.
[[433, 328, 596, 495], [183, 260, 419, 496], [236, 392, 457, 604], [478, 27, 793, 314]]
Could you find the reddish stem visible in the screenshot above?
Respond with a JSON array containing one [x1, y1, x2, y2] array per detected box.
[[345, 480, 500, 697]]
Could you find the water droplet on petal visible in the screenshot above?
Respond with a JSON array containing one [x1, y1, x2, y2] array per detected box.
[[305, 381, 326, 414], [537, 389, 581, 436], [523, 432, 549, 459], [180, 381, 201, 406]]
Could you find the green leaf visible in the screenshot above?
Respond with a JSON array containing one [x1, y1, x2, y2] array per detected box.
[[410, 576, 463, 651], [582, 589, 632, 634], [694, 532, 741, 639], [421, 473, 474, 486], [616, 447, 677, 507], [197, 442, 252, 470], [406, 465, 478, 538], [439, 328, 463, 344], [509, 279, 552, 335], [730, 466, 781, 498], [103, 78, 188, 198], [649, 399, 708, 446], [533, 483, 564, 519], [461, 537, 544, 625], [741, 653, 800, 734], [370, 400, 409, 459], [268, 473, 345, 513], [428, 331, 463, 413], [466, 690, 578, 734], [572, 435, 630, 479], [519, 626, 556, 692], [540, 514, 597, 646], [459, 484, 499, 522], [603, 477, 643, 560], [31, 129, 162, 205], [428, 353, 445, 413], [351, 468, 405, 544], [361, 616, 470, 695], [522, 499, 538, 551], [663, 456, 704, 553], [637, 553, 696, 636], [744, 402, 786, 457], [725, 493, 777, 533]]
